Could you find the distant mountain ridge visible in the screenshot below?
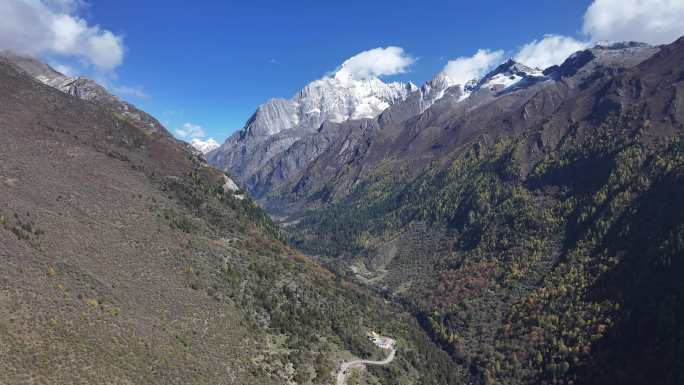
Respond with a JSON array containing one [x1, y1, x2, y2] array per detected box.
[[207, 54, 545, 198], [207, 42, 659, 207]]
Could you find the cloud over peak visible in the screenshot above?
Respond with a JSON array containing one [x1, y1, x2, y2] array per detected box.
[[111, 84, 149, 100], [441, 49, 504, 86], [0, 0, 125, 71], [583, 0, 684, 45], [515, 35, 590, 70], [337, 46, 415, 80], [175, 122, 205, 139]]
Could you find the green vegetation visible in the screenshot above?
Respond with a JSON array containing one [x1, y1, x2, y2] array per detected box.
[[144, 149, 465, 384], [163, 167, 283, 241], [0, 59, 466, 385], [2, 211, 45, 248], [289, 110, 684, 385]]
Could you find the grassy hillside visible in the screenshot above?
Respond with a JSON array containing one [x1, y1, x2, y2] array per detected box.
[[0, 61, 462, 385]]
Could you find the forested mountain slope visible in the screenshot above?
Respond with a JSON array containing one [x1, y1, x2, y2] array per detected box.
[[285, 37, 684, 385]]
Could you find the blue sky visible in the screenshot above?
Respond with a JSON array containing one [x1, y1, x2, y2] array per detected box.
[[2, 0, 684, 145], [98, 0, 590, 141]]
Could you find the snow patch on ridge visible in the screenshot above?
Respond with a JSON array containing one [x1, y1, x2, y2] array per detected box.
[[190, 138, 220, 154], [222, 176, 240, 192]]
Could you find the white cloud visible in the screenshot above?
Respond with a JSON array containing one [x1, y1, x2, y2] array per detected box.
[[112, 84, 149, 99], [50, 62, 75, 76], [0, 0, 124, 71], [441, 49, 504, 85], [190, 138, 220, 154], [175, 123, 205, 139], [42, 0, 84, 13], [583, 0, 684, 45], [337, 46, 415, 79], [515, 35, 590, 70], [175, 122, 218, 153]]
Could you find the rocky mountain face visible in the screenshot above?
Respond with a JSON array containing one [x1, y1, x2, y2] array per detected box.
[[0, 56, 462, 384], [377, 59, 545, 128]]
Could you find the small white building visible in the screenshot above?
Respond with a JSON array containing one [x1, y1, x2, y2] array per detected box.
[[367, 331, 395, 350]]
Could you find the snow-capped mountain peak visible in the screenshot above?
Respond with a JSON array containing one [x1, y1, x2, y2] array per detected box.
[[424, 71, 457, 93], [382, 57, 549, 116], [190, 138, 220, 154], [412, 71, 459, 111], [243, 70, 416, 138], [474, 59, 544, 93], [208, 69, 418, 190]]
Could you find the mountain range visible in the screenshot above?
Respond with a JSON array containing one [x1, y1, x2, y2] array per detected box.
[[207, 42, 657, 211]]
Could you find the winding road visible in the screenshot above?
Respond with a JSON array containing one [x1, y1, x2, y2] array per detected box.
[[335, 337, 396, 385]]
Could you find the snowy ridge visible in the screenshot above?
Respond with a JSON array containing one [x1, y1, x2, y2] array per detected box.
[[404, 58, 546, 114], [474, 59, 544, 93], [210, 56, 550, 185], [190, 138, 220, 154], [415, 71, 459, 112]]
